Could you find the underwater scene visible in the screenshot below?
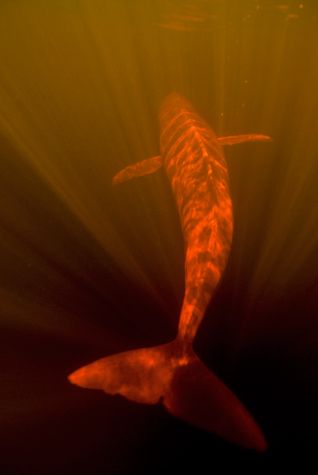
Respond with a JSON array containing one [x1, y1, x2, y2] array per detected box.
[[0, 0, 317, 473]]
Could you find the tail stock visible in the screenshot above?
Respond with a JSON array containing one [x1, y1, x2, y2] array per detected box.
[[69, 341, 266, 452]]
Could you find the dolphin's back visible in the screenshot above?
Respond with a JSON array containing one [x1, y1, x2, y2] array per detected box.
[[159, 94, 233, 342], [159, 93, 231, 241]]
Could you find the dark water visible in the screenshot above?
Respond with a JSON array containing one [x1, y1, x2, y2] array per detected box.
[[0, 1, 317, 473]]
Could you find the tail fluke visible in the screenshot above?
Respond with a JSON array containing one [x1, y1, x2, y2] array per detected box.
[[69, 342, 266, 451], [163, 357, 267, 452], [68, 342, 181, 404]]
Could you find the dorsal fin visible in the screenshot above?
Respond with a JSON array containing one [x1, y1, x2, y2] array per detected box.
[[217, 134, 272, 146], [112, 156, 162, 185]]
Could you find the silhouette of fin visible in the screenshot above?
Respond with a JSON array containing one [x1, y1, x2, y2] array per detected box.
[[112, 156, 162, 185], [217, 134, 272, 146], [69, 342, 267, 451], [164, 356, 267, 452]]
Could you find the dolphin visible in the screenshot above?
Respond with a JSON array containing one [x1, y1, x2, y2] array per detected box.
[[69, 93, 271, 451]]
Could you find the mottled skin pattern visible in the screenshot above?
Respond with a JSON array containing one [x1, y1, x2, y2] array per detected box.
[[159, 94, 233, 346]]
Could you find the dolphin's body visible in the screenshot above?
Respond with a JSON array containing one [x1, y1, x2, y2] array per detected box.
[[69, 93, 271, 451]]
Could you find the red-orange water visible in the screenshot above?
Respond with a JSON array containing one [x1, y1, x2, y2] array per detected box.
[[1, 1, 317, 472]]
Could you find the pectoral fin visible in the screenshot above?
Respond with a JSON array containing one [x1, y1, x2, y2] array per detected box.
[[112, 156, 162, 185], [217, 134, 272, 146]]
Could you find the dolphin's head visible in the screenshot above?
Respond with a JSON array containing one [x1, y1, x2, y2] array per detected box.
[[158, 92, 194, 157], [159, 92, 189, 121]]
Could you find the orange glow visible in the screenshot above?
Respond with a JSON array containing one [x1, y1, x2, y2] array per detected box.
[[69, 93, 271, 452]]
